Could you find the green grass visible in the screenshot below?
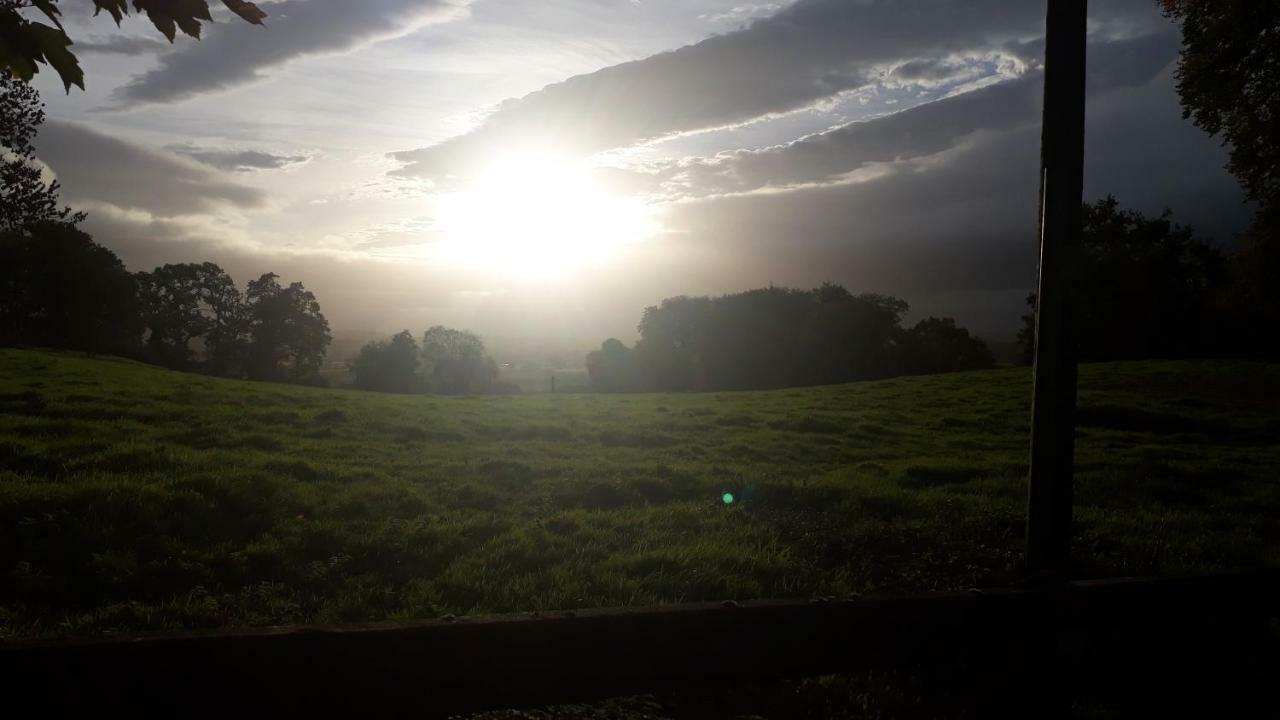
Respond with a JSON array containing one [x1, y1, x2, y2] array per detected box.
[[1, 349, 1277, 639]]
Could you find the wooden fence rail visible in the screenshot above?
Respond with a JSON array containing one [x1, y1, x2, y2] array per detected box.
[[3, 569, 1277, 716]]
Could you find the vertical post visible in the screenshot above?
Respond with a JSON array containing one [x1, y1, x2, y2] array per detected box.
[[1027, 0, 1087, 575]]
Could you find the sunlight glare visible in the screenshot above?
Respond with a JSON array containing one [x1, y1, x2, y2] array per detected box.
[[433, 153, 656, 276]]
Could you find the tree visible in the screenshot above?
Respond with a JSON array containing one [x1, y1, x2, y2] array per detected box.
[[1162, 0, 1280, 343], [1162, 1, 1280, 229], [1019, 197, 1228, 363], [243, 272, 330, 383], [349, 330, 421, 394], [135, 261, 241, 370], [630, 284, 925, 391], [586, 338, 651, 393], [1, 69, 83, 232], [0, 221, 140, 354], [0, 1, 267, 91], [901, 317, 996, 375], [809, 291, 910, 383], [420, 325, 496, 395]]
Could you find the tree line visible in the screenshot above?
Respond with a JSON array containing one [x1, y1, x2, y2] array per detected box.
[[587, 284, 996, 393], [1017, 196, 1278, 364], [348, 326, 514, 395], [1, 70, 331, 384]]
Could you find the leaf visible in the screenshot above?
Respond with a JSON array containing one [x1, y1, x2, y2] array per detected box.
[[31, 0, 63, 30], [222, 0, 268, 25], [27, 22, 84, 92], [133, 0, 214, 42], [93, 0, 130, 25], [0, 14, 84, 92]]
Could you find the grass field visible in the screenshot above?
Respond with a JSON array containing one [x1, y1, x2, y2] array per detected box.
[[1, 349, 1278, 640]]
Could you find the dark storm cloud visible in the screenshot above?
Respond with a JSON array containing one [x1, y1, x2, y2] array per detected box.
[[111, 0, 467, 106], [661, 58, 1248, 336], [638, 32, 1182, 199], [37, 121, 266, 216], [170, 144, 313, 172], [74, 35, 170, 56], [391, 0, 1165, 179]]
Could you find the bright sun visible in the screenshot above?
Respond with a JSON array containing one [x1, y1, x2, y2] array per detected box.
[[432, 153, 656, 276]]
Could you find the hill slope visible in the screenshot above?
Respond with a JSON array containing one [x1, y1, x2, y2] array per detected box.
[[2, 349, 1278, 638]]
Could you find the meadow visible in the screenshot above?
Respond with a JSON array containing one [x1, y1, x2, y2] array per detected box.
[[1, 349, 1278, 640]]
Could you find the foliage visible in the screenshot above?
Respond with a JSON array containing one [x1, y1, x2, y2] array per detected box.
[[0, 222, 139, 354], [900, 317, 996, 376], [349, 330, 421, 394], [586, 338, 652, 393], [0, 70, 82, 232], [421, 325, 497, 395], [243, 272, 331, 383], [135, 262, 241, 371], [0, 0, 266, 91], [625, 284, 987, 392], [1162, 0, 1280, 344], [1162, 1, 1280, 224], [2, 349, 1277, 642], [0, 88, 332, 386], [1019, 197, 1230, 364]]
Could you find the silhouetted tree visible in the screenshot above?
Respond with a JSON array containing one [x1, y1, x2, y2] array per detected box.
[[0, 0, 267, 91], [626, 284, 962, 392], [350, 330, 421, 393], [586, 338, 651, 392], [243, 273, 330, 383], [1163, 0, 1280, 351], [0, 221, 139, 354], [901, 317, 996, 375], [1, 70, 83, 232], [1019, 197, 1228, 363], [421, 325, 496, 395], [135, 262, 241, 371], [810, 291, 910, 383], [1162, 1, 1279, 233]]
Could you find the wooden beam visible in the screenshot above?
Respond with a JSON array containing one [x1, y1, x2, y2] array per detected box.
[[1028, 0, 1089, 574], [2, 570, 1276, 716]]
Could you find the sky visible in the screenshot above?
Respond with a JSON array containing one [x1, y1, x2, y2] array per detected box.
[[30, 0, 1250, 360]]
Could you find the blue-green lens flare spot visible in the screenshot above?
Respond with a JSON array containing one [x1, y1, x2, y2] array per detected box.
[[722, 492, 735, 504]]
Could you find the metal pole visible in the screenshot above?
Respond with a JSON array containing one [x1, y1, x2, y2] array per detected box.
[[1027, 0, 1087, 575]]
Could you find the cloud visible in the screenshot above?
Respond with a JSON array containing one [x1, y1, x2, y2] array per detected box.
[[169, 144, 313, 172], [700, 3, 793, 26], [658, 57, 1247, 336], [629, 32, 1182, 200], [74, 34, 170, 56], [36, 121, 266, 216], [110, 0, 470, 106], [390, 0, 1165, 179]]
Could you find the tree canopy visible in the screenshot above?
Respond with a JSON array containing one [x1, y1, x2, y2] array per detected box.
[[135, 262, 240, 370], [349, 330, 421, 394], [1162, 1, 1279, 226], [421, 326, 497, 395], [1162, 0, 1280, 336], [590, 284, 994, 393], [1019, 197, 1231, 363], [244, 272, 331, 383], [0, 220, 140, 354], [1, 69, 82, 232]]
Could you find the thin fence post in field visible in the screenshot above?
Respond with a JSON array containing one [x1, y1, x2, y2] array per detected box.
[[1027, 0, 1087, 574]]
